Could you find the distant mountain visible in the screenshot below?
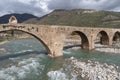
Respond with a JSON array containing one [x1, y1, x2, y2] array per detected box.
[[0, 13, 38, 24], [24, 9, 120, 28]]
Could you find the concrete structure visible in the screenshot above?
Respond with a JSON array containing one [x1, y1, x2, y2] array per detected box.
[[0, 23, 120, 57]]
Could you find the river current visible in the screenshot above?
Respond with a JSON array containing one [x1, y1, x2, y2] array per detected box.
[[0, 38, 120, 80]]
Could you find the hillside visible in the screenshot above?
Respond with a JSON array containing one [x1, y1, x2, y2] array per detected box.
[[0, 13, 37, 24], [24, 9, 120, 28]]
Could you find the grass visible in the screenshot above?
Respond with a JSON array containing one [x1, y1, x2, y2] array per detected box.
[[24, 9, 120, 28]]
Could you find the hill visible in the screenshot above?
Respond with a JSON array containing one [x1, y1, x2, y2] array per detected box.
[[0, 13, 37, 24], [24, 9, 120, 28]]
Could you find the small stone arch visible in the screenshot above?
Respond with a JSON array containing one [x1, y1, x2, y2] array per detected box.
[[9, 16, 18, 24], [67, 31, 90, 50], [96, 30, 109, 45], [112, 31, 120, 43], [0, 29, 52, 55]]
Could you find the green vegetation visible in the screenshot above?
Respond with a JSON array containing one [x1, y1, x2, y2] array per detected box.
[[24, 9, 120, 28], [0, 31, 30, 42]]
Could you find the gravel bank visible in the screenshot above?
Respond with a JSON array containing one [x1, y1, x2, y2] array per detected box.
[[48, 57, 120, 80]]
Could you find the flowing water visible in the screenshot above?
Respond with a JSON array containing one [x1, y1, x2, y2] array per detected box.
[[0, 38, 120, 80]]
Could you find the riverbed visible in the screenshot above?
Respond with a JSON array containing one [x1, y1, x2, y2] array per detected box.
[[0, 38, 120, 80]]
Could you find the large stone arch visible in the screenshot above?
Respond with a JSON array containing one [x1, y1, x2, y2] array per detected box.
[[0, 24, 67, 57], [66, 31, 90, 50], [0, 29, 52, 56], [96, 30, 109, 45]]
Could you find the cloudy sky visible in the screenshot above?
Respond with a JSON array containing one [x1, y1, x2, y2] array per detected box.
[[0, 0, 120, 17]]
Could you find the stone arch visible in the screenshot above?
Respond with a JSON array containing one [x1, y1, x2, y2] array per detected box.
[[9, 16, 18, 24], [96, 30, 109, 45], [112, 31, 120, 43], [0, 29, 51, 55], [67, 31, 89, 50]]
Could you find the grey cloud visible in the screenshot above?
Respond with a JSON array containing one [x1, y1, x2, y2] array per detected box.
[[0, 0, 120, 17], [47, 0, 120, 11], [98, 0, 120, 10], [0, 0, 47, 16]]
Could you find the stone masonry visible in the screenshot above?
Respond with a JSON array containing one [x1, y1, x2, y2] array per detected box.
[[0, 23, 120, 57]]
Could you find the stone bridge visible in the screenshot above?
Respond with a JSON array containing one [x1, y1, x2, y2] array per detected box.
[[0, 23, 120, 57]]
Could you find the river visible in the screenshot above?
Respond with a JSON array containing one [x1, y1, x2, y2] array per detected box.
[[0, 38, 120, 80]]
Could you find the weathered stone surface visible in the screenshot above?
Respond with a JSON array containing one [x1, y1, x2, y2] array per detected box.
[[9, 16, 18, 24], [0, 23, 120, 57]]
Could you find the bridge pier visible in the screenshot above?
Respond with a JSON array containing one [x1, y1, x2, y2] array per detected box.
[[47, 33, 65, 58], [108, 37, 113, 46], [48, 41, 64, 57], [88, 34, 95, 50]]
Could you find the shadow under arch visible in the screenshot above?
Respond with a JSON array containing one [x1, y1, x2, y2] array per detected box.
[[0, 29, 51, 55], [112, 31, 120, 43], [66, 31, 89, 50], [96, 30, 109, 45]]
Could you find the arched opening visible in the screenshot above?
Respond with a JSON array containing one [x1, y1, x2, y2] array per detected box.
[[0, 29, 51, 56], [95, 30, 109, 49], [63, 31, 89, 51], [112, 31, 120, 46], [0, 29, 53, 79], [96, 31, 109, 45], [9, 16, 18, 24]]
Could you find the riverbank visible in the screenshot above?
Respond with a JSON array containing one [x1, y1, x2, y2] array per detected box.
[[95, 43, 120, 54], [64, 40, 120, 54], [48, 57, 120, 80], [0, 36, 32, 53], [0, 40, 9, 45], [68, 57, 120, 80], [64, 40, 81, 51], [0, 36, 32, 45]]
